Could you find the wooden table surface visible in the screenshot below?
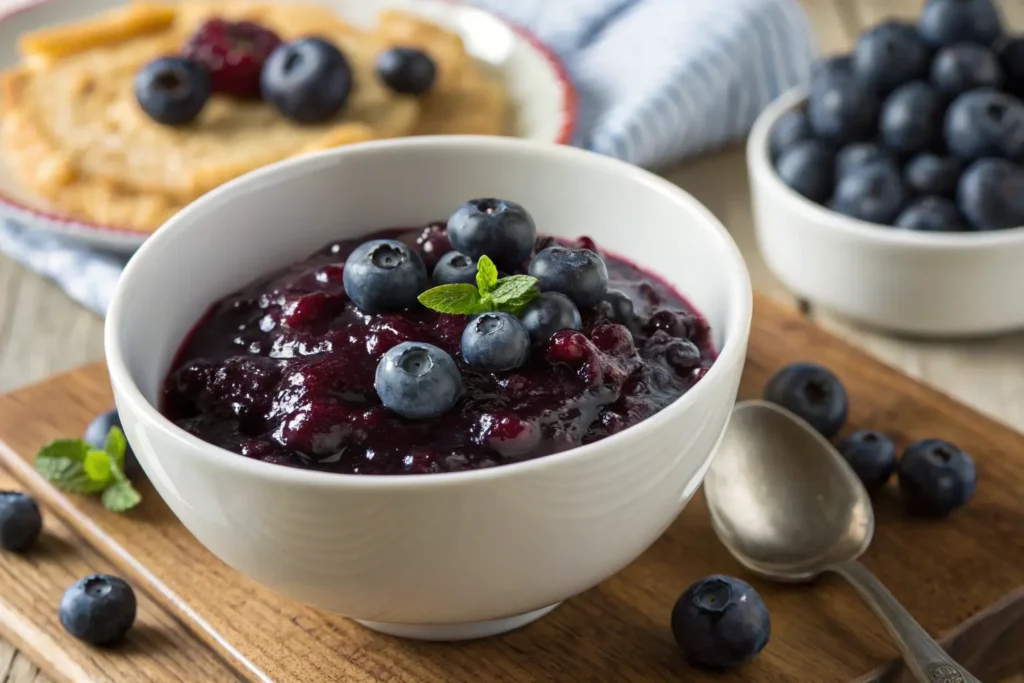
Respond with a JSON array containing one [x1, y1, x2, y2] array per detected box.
[[2, 0, 1024, 680]]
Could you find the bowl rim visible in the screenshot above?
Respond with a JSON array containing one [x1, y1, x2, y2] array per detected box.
[[105, 135, 752, 490], [0, 0, 579, 241], [748, 86, 1024, 250]]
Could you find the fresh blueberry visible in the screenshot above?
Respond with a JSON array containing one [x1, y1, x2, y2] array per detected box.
[[837, 430, 897, 489], [904, 153, 963, 197], [84, 409, 140, 479], [59, 574, 137, 646], [343, 239, 428, 313], [808, 75, 879, 143], [446, 198, 537, 271], [854, 22, 931, 94], [376, 47, 436, 95], [775, 139, 835, 202], [957, 158, 1024, 230], [260, 38, 352, 123], [432, 250, 478, 286], [460, 313, 530, 372], [898, 439, 976, 516], [0, 492, 42, 552], [895, 196, 966, 231], [830, 161, 907, 225], [836, 143, 894, 180], [528, 247, 609, 308], [931, 43, 1003, 97], [918, 0, 1003, 48], [599, 289, 635, 325], [999, 37, 1024, 98], [812, 55, 855, 88], [769, 109, 813, 160], [133, 57, 210, 126], [519, 291, 582, 344], [763, 362, 848, 438], [944, 89, 1024, 160], [374, 342, 462, 420], [879, 81, 944, 155], [671, 575, 771, 669]]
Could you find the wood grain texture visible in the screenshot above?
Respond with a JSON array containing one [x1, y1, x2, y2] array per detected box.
[[0, 468, 242, 682], [0, 294, 1020, 683]]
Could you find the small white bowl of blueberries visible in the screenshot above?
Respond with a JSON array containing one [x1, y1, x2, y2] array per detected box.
[[748, 0, 1024, 336]]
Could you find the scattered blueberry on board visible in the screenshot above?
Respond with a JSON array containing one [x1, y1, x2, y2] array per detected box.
[[0, 491, 42, 552], [671, 575, 771, 669], [762, 362, 848, 438], [771, 0, 1024, 232], [59, 574, 137, 646], [898, 439, 977, 516], [764, 362, 975, 516], [837, 430, 898, 490]]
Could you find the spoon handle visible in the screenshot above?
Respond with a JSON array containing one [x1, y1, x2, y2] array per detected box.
[[832, 560, 982, 683]]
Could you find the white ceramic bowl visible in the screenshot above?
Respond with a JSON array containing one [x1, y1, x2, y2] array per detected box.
[[0, 0, 576, 252], [105, 136, 752, 640], [749, 88, 1024, 337]]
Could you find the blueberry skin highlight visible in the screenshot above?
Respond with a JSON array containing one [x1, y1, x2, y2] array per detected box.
[[343, 239, 429, 313], [59, 575, 137, 646], [374, 342, 462, 420], [898, 439, 976, 516], [460, 313, 530, 372]]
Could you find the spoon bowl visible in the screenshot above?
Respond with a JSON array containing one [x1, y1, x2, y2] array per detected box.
[[705, 399, 873, 581]]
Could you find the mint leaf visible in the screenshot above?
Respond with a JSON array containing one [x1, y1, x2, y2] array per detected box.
[[104, 427, 127, 471], [418, 284, 489, 315], [503, 289, 541, 316], [101, 480, 141, 513], [36, 439, 90, 463], [83, 449, 113, 487], [36, 457, 105, 493], [491, 275, 539, 304], [476, 255, 499, 294]]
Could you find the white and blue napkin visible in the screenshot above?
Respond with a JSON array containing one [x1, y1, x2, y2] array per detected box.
[[0, 0, 817, 316]]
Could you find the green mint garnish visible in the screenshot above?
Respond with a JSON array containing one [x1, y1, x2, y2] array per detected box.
[[35, 427, 141, 513], [418, 255, 540, 316]]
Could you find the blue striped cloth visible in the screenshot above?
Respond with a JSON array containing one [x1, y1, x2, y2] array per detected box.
[[0, 0, 816, 316]]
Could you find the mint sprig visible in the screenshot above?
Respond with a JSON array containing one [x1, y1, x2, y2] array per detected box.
[[35, 427, 141, 513], [418, 255, 540, 316]]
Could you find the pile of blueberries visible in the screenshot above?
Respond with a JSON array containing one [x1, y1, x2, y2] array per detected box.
[[0, 411, 138, 647], [773, 0, 1024, 232]]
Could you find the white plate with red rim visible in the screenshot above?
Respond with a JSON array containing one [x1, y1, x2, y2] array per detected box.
[[0, 0, 577, 253]]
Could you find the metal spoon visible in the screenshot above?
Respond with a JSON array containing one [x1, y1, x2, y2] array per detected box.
[[704, 400, 981, 683]]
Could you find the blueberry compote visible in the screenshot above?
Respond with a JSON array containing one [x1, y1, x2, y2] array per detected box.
[[162, 226, 715, 475]]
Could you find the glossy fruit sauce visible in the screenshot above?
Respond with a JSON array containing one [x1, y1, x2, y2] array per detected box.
[[162, 226, 716, 475]]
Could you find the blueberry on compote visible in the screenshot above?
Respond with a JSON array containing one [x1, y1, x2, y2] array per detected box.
[[519, 291, 582, 344], [376, 47, 437, 95], [461, 313, 530, 372], [446, 198, 537, 270], [374, 342, 462, 419], [528, 247, 609, 308], [599, 289, 635, 325], [763, 362, 848, 438], [134, 57, 210, 126], [343, 239, 428, 313], [261, 38, 352, 123], [432, 250, 478, 285]]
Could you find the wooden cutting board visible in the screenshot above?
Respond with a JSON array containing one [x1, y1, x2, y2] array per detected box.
[[0, 293, 1022, 683]]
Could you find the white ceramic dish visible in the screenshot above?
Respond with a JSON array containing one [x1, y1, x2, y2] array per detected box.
[[0, 0, 576, 253], [749, 87, 1024, 338], [105, 136, 752, 641]]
